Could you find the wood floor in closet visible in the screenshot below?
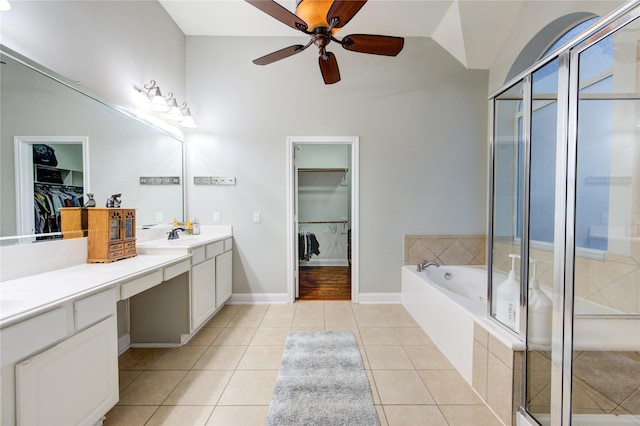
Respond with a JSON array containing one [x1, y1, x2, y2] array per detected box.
[[298, 266, 351, 300]]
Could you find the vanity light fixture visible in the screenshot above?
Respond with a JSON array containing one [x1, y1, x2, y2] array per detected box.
[[142, 80, 170, 112], [165, 95, 184, 121], [180, 104, 198, 128], [0, 0, 11, 11], [137, 80, 197, 129]]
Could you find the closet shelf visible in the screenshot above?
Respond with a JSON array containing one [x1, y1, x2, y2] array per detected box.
[[299, 220, 348, 224], [298, 168, 348, 173]]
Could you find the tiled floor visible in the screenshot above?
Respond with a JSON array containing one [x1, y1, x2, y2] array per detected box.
[[104, 302, 503, 425]]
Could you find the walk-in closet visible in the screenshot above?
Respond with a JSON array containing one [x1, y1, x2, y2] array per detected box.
[[295, 144, 351, 300]]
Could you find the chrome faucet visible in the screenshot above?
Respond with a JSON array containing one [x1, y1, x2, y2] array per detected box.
[[167, 227, 185, 240], [417, 260, 440, 272]]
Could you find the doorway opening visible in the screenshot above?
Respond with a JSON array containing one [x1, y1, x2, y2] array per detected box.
[[15, 136, 89, 240], [286, 136, 359, 303]]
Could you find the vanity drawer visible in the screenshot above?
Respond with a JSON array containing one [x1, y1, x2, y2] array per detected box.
[[164, 259, 190, 281], [119, 270, 163, 300], [205, 241, 224, 259], [191, 246, 206, 266], [224, 238, 233, 252], [1, 307, 67, 367], [74, 287, 116, 330]]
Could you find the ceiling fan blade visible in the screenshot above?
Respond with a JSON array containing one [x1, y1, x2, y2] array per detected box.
[[341, 34, 404, 56], [326, 0, 367, 29], [245, 0, 308, 32], [319, 51, 340, 84], [253, 44, 308, 65]]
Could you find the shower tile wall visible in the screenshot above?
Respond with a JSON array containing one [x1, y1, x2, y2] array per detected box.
[[403, 235, 487, 266]]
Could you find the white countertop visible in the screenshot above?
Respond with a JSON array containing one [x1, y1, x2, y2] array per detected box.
[[0, 226, 232, 328], [137, 231, 231, 250], [0, 253, 190, 328]]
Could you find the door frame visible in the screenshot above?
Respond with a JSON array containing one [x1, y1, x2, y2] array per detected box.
[[15, 135, 90, 237], [286, 136, 359, 303]]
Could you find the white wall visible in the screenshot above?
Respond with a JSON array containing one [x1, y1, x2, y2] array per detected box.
[[487, 0, 624, 92], [185, 36, 489, 295], [0, 1, 186, 114]]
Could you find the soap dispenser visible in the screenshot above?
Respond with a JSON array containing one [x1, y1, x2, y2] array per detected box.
[[496, 253, 520, 330], [527, 258, 552, 345], [193, 218, 201, 235]]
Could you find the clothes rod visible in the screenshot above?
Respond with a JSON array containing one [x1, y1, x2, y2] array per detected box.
[[299, 220, 348, 224], [298, 168, 348, 173]]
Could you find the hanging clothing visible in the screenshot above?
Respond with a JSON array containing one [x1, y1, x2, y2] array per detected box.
[[33, 183, 83, 238], [298, 231, 320, 261]]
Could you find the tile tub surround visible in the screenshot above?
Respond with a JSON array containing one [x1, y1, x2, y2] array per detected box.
[[104, 302, 504, 426], [404, 235, 487, 266], [473, 323, 523, 426]]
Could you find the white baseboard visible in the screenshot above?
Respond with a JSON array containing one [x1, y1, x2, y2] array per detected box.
[[118, 333, 131, 355], [229, 293, 289, 304], [228, 293, 401, 305], [357, 293, 402, 304]]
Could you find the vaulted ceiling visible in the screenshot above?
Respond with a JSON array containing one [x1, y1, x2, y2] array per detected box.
[[159, 0, 533, 69]]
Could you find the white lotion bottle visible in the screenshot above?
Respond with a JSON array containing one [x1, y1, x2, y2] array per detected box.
[[527, 259, 552, 345], [496, 253, 520, 330]]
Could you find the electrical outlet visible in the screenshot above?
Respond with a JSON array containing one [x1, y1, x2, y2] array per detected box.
[[213, 212, 221, 223], [155, 212, 163, 223], [253, 212, 261, 223]]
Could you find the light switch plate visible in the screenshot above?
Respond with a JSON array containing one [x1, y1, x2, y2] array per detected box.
[[213, 212, 221, 223]]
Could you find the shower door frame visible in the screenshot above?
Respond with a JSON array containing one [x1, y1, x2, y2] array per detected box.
[[489, 2, 640, 425]]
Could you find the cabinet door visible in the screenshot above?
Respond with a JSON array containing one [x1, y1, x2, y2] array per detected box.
[[216, 251, 233, 308], [191, 258, 216, 330], [15, 315, 118, 426]]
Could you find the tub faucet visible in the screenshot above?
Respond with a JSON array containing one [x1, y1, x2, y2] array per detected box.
[[417, 260, 440, 272], [168, 227, 185, 240]]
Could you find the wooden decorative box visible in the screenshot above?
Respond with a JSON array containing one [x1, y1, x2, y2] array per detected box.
[[60, 207, 89, 239], [87, 208, 137, 263]]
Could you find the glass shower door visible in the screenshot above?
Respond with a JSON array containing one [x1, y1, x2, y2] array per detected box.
[[570, 15, 640, 424], [526, 57, 561, 426], [491, 81, 525, 333]]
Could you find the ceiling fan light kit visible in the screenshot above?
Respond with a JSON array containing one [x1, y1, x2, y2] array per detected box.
[[246, 0, 404, 84]]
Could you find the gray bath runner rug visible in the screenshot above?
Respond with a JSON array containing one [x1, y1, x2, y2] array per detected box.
[[265, 331, 379, 426]]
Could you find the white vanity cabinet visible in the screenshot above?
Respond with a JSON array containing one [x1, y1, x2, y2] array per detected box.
[[216, 244, 233, 309], [15, 316, 118, 426], [1, 287, 118, 426], [133, 229, 233, 337], [191, 249, 216, 330], [190, 238, 232, 330]]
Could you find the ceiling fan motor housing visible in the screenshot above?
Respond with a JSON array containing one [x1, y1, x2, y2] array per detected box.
[[295, 0, 336, 33]]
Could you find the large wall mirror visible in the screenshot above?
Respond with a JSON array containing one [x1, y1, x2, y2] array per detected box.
[[1, 45, 185, 245]]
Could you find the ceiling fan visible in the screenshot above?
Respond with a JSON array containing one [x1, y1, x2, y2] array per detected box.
[[246, 0, 404, 84]]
